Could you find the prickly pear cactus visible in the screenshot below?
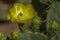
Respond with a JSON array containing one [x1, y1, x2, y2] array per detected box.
[[29, 32, 47, 40], [8, 2, 47, 40], [11, 31, 47, 40], [10, 30, 20, 40], [0, 0, 60, 40], [46, 0, 60, 40], [7, 0, 60, 40]]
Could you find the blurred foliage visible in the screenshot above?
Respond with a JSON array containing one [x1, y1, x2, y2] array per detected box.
[[46, 0, 60, 40], [0, 32, 7, 40]]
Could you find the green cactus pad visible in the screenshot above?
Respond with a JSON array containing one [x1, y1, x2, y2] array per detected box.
[[17, 32, 47, 40]]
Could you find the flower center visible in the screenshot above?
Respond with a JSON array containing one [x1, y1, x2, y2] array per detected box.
[[19, 13, 23, 16]]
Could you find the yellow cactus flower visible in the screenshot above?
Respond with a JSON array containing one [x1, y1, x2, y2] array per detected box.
[[11, 30, 20, 40], [52, 21, 59, 30], [32, 16, 42, 25], [7, 3, 37, 23]]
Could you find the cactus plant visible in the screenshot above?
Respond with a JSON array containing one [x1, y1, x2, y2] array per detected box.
[[0, 0, 60, 40], [11, 31, 47, 40], [7, 2, 47, 40], [10, 30, 21, 40], [46, 0, 60, 40]]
